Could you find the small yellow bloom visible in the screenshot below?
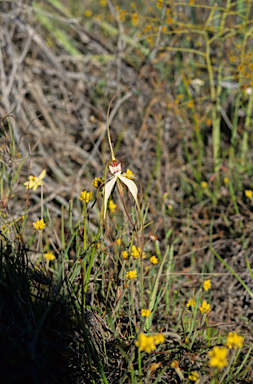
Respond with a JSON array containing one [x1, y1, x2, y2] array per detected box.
[[79, 191, 92, 203], [24, 169, 46, 191], [171, 360, 179, 369], [126, 270, 137, 280], [226, 332, 244, 349], [44, 252, 55, 261], [186, 298, 196, 309], [201, 181, 208, 189], [224, 177, 229, 185], [92, 177, 102, 189], [125, 169, 134, 180], [188, 371, 199, 382], [33, 219, 46, 230], [100, 0, 107, 6], [131, 246, 146, 259], [108, 200, 117, 212], [245, 189, 253, 199], [154, 333, 165, 344], [150, 256, 159, 265], [115, 238, 122, 245], [203, 279, 211, 291], [131, 245, 140, 258], [131, 13, 138, 26], [141, 309, 151, 317], [84, 10, 92, 17], [135, 333, 156, 353], [208, 346, 228, 370], [122, 250, 129, 259], [199, 300, 211, 314]]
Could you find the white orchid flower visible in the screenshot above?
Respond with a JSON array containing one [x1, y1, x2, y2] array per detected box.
[[103, 159, 139, 218]]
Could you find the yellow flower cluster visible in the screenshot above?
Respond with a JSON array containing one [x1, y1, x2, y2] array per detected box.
[[141, 309, 151, 317], [226, 332, 244, 349], [33, 219, 46, 230], [203, 279, 211, 291], [188, 371, 199, 382], [199, 300, 211, 314], [122, 250, 129, 259], [131, 245, 146, 259], [245, 189, 253, 199], [44, 252, 55, 261], [201, 181, 208, 189], [208, 346, 228, 370], [92, 177, 102, 189], [187, 298, 196, 309], [125, 169, 134, 179], [109, 200, 117, 212], [79, 191, 92, 203], [135, 332, 165, 353], [126, 270, 137, 280], [150, 255, 158, 265]]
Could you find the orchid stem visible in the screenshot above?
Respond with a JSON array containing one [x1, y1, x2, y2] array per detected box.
[[106, 85, 133, 161]]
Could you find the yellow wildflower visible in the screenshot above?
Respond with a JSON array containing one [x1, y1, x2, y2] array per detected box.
[[100, 0, 107, 6], [203, 279, 211, 291], [199, 300, 211, 314], [201, 181, 208, 189], [141, 309, 151, 317], [150, 256, 159, 265], [44, 252, 55, 261], [84, 10, 92, 17], [245, 190, 253, 199], [24, 169, 46, 191], [126, 270, 137, 280], [224, 177, 229, 184], [208, 346, 228, 370], [33, 219, 46, 231], [188, 371, 199, 382], [186, 298, 196, 309], [79, 191, 92, 203], [92, 177, 102, 189], [131, 245, 140, 258], [131, 13, 138, 26], [108, 200, 117, 212], [122, 251, 129, 259], [125, 169, 134, 180], [226, 332, 244, 349], [131, 245, 146, 259], [115, 238, 122, 245], [135, 333, 156, 353], [154, 333, 165, 344]]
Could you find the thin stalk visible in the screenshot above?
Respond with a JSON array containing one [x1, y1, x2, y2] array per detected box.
[[241, 90, 253, 166], [106, 85, 132, 161], [229, 2, 251, 167]]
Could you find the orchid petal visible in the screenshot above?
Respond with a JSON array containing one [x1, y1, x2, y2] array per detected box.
[[104, 176, 117, 218], [118, 175, 139, 207], [38, 169, 46, 180]]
